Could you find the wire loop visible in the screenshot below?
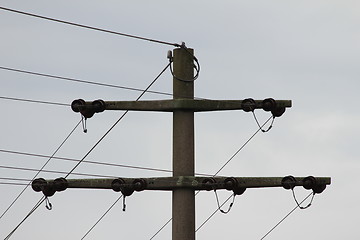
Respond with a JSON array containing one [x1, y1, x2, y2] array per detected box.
[[252, 111, 275, 133], [169, 43, 200, 82], [214, 190, 236, 214], [292, 189, 315, 210]]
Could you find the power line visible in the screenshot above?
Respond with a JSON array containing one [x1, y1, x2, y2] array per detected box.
[[0, 6, 180, 47], [0, 149, 172, 174], [0, 165, 116, 178], [81, 195, 123, 240], [149, 116, 273, 239], [0, 177, 32, 182], [260, 192, 314, 240], [0, 182, 29, 186], [0, 96, 69, 106], [149, 218, 172, 240], [213, 116, 273, 176], [195, 193, 234, 232], [0, 120, 80, 221], [0, 149, 212, 176], [0, 66, 173, 98], [68, 63, 171, 238], [64, 62, 170, 178], [4, 196, 45, 240]]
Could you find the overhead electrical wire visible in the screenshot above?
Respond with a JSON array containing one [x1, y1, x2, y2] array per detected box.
[[0, 96, 69, 107], [0, 66, 173, 98], [1, 65, 207, 100], [0, 6, 180, 47], [260, 192, 314, 240], [0, 164, 117, 178], [4, 197, 46, 240], [3, 55, 199, 238], [2, 121, 80, 240], [0, 177, 32, 182], [149, 116, 274, 239], [80, 195, 123, 240], [150, 117, 272, 240], [0, 5, 204, 239], [0, 182, 29, 186], [0, 149, 212, 176], [0, 149, 172, 174], [64, 62, 170, 178], [76, 57, 200, 238], [0, 121, 81, 221], [0, 5, 298, 237], [191, 115, 308, 239], [62, 63, 171, 239], [196, 194, 234, 232]]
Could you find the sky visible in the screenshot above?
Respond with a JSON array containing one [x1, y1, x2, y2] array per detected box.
[[0, 1, 359, 239]]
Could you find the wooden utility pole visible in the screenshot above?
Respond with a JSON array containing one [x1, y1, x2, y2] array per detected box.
[[32, 47, 330, 239]]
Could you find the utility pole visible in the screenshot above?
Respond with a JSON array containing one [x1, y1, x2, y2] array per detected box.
[[32, 47, 331, 240], [172, 47, 195, 240]]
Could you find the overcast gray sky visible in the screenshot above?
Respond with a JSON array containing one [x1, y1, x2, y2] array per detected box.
[[1, 1, 359, 239]]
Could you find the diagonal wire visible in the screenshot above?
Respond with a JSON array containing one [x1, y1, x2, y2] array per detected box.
[[4, 196, 45, 240], [260, 192, 313, 240], [195, 194, 234, 232], [81, 195, 123, 240], [64, 62, 170, 178], [212, 116, 273, 177], [3, 62, 170, 239], [78, 63, 171, 239], [149, 116, 273, 239], [0, 120, 81, 221], [0, 7, 180, 47]]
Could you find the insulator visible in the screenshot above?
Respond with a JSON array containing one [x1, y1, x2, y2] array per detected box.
[[80, 109, 95, 119], [241, 98, 256, 112], [281, 176, 297, 190], [42, 187, 56, 197], [71, 99, 86, 113], [111, 178, 125, 192], [53, 178, 68, 192], [312, 184, 326, 194], [224, 177, 238, 191], [262, 98, 276, 112], [133, 178, 147, 192], [32, 178, 47, 192], [303, 176, 326, 194], [303, 176, 317, 190], [233, 187, 246, 195], [202, 178, 216, 191], [71, 99, 97, 118], [271, 107, 286, 117], [121, 187, 135, 197], [111, 178, 134, 196], [92, 99, 106, 113]]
